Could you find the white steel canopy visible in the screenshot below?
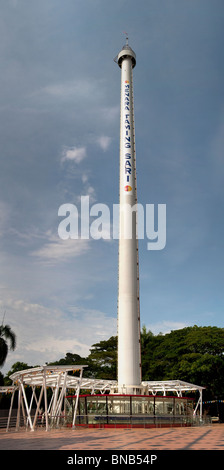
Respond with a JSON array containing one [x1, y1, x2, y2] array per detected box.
[[7, 369, 204, 396], [9, 365, 87, 388], [5, 365, 87, 432], [142, 380, 205, 396], [0, 365, 204, 431]]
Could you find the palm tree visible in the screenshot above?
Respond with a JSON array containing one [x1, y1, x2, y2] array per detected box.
[[0, 324, 16, 367]]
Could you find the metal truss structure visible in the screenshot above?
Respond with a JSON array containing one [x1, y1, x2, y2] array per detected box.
[[142, 380, 204, 418], [3, 365, 87, 432], [142, 380, 204, 397], [0, 366, 204, 431]]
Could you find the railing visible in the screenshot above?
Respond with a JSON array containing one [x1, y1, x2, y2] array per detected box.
[[0, 413, 212, 432], [68, 413, 212, 428]]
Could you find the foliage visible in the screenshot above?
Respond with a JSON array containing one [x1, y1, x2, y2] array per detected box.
[[87, 336, 117, 379], [2, 326, 224, 400], [4, 362, 31, 386], [141, 325, 224, 399], [0, 372, 4, 386], [48, 352, 87, 377], [49, 338, 118, 379], [49, 352, 86, 367], [0, 324, 16, 367]]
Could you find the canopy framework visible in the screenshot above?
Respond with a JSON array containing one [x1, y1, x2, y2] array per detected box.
[[142, 380, 204, 418], [5, 365, 87, 432], [0, 366, 204, 431]]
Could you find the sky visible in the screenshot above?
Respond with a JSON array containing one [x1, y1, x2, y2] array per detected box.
[[1, 0, 224, 374]]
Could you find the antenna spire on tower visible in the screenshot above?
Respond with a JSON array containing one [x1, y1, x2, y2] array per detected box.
[[123, 31, 129, 45]]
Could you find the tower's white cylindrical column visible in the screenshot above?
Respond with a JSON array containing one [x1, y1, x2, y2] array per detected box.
[[116, 42, 141, 394]]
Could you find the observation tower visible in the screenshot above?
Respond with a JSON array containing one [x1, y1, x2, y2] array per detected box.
[[115, 37, 142, 394], [0, 38, 205, 432]]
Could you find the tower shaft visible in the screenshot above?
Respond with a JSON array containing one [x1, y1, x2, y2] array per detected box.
[[116, 42, 141, 393]]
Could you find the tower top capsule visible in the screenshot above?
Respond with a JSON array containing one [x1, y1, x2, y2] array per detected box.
[[114, 35, 136, 68]]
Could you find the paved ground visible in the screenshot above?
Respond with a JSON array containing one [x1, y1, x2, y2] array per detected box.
[[0, 424, 224, 450]]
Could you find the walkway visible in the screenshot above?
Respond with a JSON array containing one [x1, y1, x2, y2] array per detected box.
[[0, 424, 224, 450]]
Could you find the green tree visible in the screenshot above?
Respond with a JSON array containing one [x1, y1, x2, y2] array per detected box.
[[5, 325, 223, 401], [0, 324, 16, 367], [48, 352, 87, 377], [142, 325, 224, 399], [0, 371, 4, 386], [87, 336, 117, 379], [141, 325, 154, 350], [141, 327, 164, 380], [49, 352, 86, 366], [4, 362, 31, 385]]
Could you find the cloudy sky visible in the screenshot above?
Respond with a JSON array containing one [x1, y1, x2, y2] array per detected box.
[[1, 0, 224, 374]]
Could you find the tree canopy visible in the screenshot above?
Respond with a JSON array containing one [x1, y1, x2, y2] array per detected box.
[[0, 324, 16, 367], [50, 326, 224, 399], [142, 326, 224, 396], [48, 337, 118, 379], [2, 326, 224, 400]]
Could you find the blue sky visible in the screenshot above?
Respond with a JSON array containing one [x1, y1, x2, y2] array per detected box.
[[1, 0, 224, 374]]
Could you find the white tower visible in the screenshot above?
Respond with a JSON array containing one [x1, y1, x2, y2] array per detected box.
[[115, 38, 142, 394]]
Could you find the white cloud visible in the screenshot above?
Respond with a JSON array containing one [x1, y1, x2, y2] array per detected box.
[[96, 135, 112, 151], [0, 201, 11, 236], [41, 79, 101, 100], [86, 185, 96, 201], [101, 106, 120, 123], [6, 227, 90, 264], [0, 297, 117, 374], [82, 173, 89, 184], [146, 321, 190, 336], [31, 232, 90, 264], [79, 174, 97, 203], [61, 146, 87, 164]]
